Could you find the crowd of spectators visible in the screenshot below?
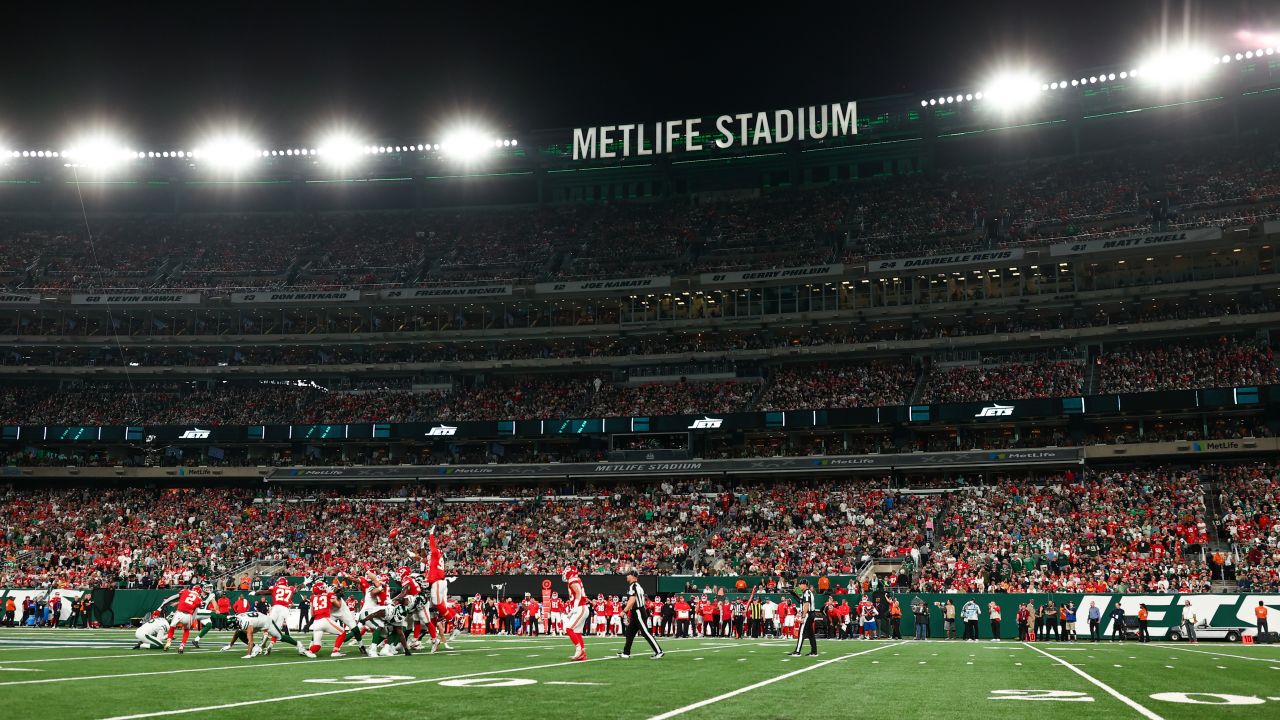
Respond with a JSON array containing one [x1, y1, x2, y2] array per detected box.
[[1098, 336, 1279, 394], [4, 135, 1280, 290], [2, 467, 1276, 594], [2, 331, 1276, 425], [0, 480, 719, 588], [1211, 464, 1280, 592], [757, 361, 915, 410], [920, 355, 1085, 403]]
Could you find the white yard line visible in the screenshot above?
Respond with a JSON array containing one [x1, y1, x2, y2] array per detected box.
[[1022, 642, 1164, 720], [645, 642, 904, 720], [98, 641, 741, 720]]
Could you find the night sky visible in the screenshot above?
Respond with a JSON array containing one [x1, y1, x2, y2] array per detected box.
[[1, 1, 1274, 146]]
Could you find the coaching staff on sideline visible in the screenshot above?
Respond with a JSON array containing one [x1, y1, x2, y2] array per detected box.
[[617, 570, 664, 659], [787, 579, 818, 656]]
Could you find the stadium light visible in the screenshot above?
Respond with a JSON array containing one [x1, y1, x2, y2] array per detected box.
[[193, 135, 259, 170], [980, 72, 1044, 110], [440, 127, 496, 162], [1137, 46, 1215, 86], [63, 134, 132, 170]]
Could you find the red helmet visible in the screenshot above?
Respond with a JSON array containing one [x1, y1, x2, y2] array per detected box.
[[397, 566, 412, 580], [561, 566, 579, 583], [191, 584, 203, 594], [312, 582, 328, 595], [276, 577, 289, 586]]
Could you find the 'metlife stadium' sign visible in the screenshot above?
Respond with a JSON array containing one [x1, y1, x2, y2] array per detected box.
[[572, 102, 857, 160]]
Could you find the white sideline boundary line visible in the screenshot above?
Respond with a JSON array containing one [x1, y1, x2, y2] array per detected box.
[[97, 641, 742, 720], [1142, 644, 1280, 663], [1022, 642, 1164, 720], [0, 639, 630, 683], [0, 638, 620, 665], [645, 642, 904, 720]]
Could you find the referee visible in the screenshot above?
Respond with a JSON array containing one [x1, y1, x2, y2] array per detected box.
[[787, 579, 819, 656], [617, 570, 664, 659]]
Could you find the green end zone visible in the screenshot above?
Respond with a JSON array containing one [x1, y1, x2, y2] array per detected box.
[[2, 631, 1280, 719]]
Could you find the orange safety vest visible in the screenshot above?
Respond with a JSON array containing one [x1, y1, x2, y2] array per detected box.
[[1138, 608, 1148, 621], [1256, 605, 1269, 619]]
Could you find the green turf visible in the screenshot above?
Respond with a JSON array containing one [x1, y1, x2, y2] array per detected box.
[[2, 630, 1280, 719]]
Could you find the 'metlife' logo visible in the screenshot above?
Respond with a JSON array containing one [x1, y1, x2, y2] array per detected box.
[[179, 428, 211, 439], [426, 425, 458, 436], [687, 417, 724, 429], [974, 404, 1014, 418]]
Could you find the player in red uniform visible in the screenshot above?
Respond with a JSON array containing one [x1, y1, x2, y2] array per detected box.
[[305, 582, 347, 658], [158, 584, 202, 653], [253, 577, 306, 655], [390, 566, 429, 651], [469, 594, 486, 635], [408, 526, 459, 651], [547, 592, 564, 636], [592, 594, 607, 636], [561, 566, 589, 661]]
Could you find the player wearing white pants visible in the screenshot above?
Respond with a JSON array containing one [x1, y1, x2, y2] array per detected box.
[[134, 616, 170, 650]]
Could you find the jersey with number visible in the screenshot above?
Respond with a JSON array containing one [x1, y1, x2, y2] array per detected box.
[[310, 592, 332, 620], [593, 599, 606, 616], [139, 616, 170, 637], [360, 578, 389, 605], [236, 611, 271, 631], [271, 585, 295, 608], [426, 533, 446, 583], [401, 577, 421, 596], [176, 589, 202, 614], [549, 598, 564, 614]]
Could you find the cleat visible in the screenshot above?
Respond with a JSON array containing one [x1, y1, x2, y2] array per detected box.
[[358, 645, 369, 656], [132, 642, 142, 650], [220, 645, 235, 652], [615, 652, 630, 659], [250, 645, 262, 658], [441, 643, 454, 651], [380, 646, 397, 656], [177, 644, 185, 654], [807, 652, 819, 656], [162, 639, 172, 652], [241, 653, 255, 659], [262, 644, 272, 655], [652, 652, 665, 660], [788, 652, 801, 656], [303, 649, 317, 659], [331, 651, 345, 657], [191, 639, 200, 649]]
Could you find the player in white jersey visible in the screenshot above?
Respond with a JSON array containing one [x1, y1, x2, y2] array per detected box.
[[133, 613, 171, 650], [226, 611, 277, 658], [354, 573, 391, 656]]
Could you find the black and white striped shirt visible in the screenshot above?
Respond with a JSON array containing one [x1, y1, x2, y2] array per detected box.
[[627, 581, 647, 616], [800, 589, 815, 615]]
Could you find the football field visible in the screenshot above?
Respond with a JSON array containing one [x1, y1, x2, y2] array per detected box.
[[3, 630, 1280, 719]]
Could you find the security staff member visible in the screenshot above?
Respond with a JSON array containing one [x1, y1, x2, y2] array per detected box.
[[787, 579, 818, 656], [617, 570, 664, 659]]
